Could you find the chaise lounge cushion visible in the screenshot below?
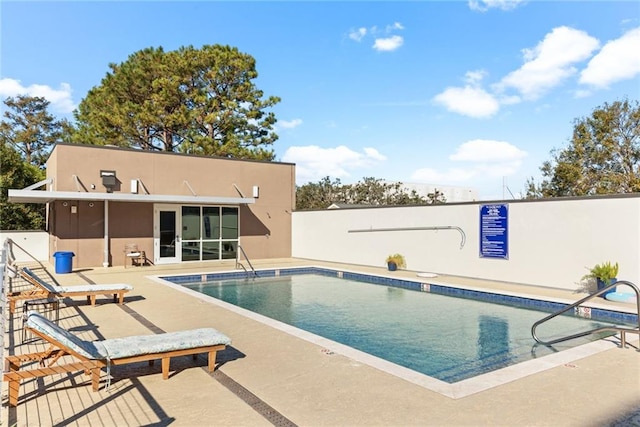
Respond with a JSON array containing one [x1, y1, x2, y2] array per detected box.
[[57, 284, 133, 293], [22, 268, 133, 293], [25, 312, 231, 361], [100, 329, 232, 359], [26, 311, 106, 359]]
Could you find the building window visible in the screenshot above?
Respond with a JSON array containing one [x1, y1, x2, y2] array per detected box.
[[181, 206, 238, 261]]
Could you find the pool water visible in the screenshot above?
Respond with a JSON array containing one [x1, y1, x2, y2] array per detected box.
[[183, 274, 617, 383]]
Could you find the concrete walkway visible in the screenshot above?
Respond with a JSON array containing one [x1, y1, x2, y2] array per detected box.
[[3, 258, 639, 426]]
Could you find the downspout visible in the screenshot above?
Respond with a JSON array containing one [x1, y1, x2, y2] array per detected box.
[[103, 200, 110, 267]]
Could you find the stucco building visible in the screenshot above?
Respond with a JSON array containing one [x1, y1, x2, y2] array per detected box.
[[8, 143, 295, 269]]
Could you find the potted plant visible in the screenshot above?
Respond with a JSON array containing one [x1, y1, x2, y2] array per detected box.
[[583, 261, 619, 297], [385, 253, 406, 271]]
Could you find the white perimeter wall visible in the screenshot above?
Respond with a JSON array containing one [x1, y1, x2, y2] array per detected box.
[[292, 195, 640, 291], [0, 231, 49, 263]]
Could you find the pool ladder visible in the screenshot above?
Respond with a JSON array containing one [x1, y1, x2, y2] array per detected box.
[[531, 280, 640, 351], [235, 245, 257, 278]]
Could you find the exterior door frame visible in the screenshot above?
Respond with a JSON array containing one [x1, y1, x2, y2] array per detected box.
[[154, 204, 181, 265]]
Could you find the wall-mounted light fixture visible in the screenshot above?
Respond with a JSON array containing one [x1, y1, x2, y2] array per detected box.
[[100, 170, 117, 193], [88, 202, 95, 208], [62, 201, 68, 207], [252, 185, 260, 198]]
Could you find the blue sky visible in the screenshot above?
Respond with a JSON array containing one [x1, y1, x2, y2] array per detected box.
[[2, 1, 639, 200]]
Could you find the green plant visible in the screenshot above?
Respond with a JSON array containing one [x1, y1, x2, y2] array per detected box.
[[583, 261, 619, 283], [385, 253, 406, 269]]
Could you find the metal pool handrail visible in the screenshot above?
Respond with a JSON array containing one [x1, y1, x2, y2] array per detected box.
[[531, 280, 640, 351], [236, 245, 257, 277], [348, 226, 466, 249]]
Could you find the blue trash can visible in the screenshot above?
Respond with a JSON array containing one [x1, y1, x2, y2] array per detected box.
[[53, 251, 75, 274]]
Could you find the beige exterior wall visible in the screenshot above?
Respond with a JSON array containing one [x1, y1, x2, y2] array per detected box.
[[46, 143, 294, 268]]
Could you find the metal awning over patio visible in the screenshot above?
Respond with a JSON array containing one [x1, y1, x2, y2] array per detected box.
[[8, 181, 255, 267], [8, 189, 255, 205]]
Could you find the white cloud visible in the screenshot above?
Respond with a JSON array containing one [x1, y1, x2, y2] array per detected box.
[[579, 27, 640, 88], [434, 27, 608, 117], [350, 23, 405, 52], [0, 78, 76, 113], [497, 26, 600, 100], [497, 94, 521, 105], [349, 27, 367, 42], [433, 86, 500, 118], [282, 145, 387, 184], [468, 0, 527, 12], [386, 22, 404, 32], [278, 118, 303, 130], [411, 139, 527, 184], [450, 139, 528, 163], [433, 70, 500, 118], [373, 35, 404, 52], [363, 147, 386, 161], [464, 70, 487, 85]]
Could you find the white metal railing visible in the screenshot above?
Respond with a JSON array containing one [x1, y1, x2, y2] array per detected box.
[[1, 238, 12, 421]]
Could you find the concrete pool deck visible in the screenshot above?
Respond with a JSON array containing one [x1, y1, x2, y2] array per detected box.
[[3, 258, 639, 426]]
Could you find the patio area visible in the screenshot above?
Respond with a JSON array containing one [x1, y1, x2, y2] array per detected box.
[[2, 258, 639, 426]]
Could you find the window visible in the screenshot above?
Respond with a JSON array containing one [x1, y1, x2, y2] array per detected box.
[[221, 207, 238, 239], [203, 207, 220, 239], [180, 206, 238, 262]]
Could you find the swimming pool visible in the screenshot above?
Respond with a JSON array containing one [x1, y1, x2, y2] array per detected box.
[[158, 267, 632, 387]]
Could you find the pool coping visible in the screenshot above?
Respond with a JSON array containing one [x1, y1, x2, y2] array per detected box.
[[149, 265, 638, 399]]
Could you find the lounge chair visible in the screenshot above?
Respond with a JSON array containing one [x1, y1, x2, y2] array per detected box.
[[6, 282, 51, 314], [4, 311, 232, 406], [11, 267, 133, 313], [6, 264, 53, 313]]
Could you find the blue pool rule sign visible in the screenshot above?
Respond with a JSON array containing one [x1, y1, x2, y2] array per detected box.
[[480, 204, 509, 259]]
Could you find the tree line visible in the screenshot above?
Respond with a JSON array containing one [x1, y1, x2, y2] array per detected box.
[[1, 42, 638, 227], [525, 99, 639, 197], [295, 177, 446, 210]]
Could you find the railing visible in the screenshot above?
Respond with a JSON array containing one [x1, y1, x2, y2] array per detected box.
[[235, 245, 257, 277], [531, 280, 640, 350], [1, 240, 7, 422], [348, 225, 466, 249], [3, 238, 48, 270]]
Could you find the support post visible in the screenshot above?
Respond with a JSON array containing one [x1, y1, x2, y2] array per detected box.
[[103, 200, 110, 267]]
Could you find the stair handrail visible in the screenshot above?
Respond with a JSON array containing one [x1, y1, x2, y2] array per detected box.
[[235, 245, 257, 277], [3, 238, 47, 270], [531, 280, 639, 350]]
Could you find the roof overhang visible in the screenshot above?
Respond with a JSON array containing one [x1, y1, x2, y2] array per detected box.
[[7, 189, 255, 205]]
